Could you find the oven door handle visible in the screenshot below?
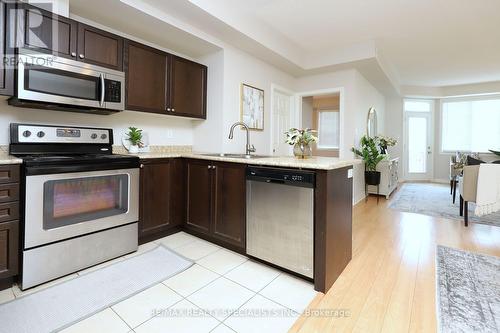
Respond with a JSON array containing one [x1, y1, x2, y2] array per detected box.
[[99, 74, 105, 107]]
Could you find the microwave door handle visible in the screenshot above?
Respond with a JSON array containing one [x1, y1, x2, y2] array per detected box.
[[99, 74, 105, 107]]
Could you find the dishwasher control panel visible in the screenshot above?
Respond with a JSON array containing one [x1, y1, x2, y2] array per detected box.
[[246, 166, 315, 188]]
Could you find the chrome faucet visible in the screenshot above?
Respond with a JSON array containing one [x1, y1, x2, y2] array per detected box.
[[228, 122, 256, 156]]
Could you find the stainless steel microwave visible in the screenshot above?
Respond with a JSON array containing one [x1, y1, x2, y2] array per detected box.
[[9, 49, 125, 114]]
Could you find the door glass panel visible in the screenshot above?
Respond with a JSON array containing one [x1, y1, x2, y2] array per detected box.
[[25, 66, 99, 100], [408, 117, 427, 173], [43, 174, 128, 229]]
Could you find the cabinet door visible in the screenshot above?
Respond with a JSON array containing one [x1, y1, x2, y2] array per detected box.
[[77, 23, 123, 70], [186, 159, 212, 234], [0, 220, 18, 279], [19, 5, 77, 59], [212, 162, 246, 249], [139, 160, 172, 238], [169, 56, 207, 119], [0, 1, 13, 95], [124, 41, 167, 113]]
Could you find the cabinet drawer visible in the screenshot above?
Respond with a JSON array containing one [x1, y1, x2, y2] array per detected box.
[[0, 183, 19, 203], [0, 202, 19, 223], [0, 165, 20, 184]]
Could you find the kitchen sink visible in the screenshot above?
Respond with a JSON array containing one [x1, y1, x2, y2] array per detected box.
[[201, 153, 272, 159]]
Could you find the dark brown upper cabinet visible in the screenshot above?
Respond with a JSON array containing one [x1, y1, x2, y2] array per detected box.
[[77, 24, 123, 71], [139, 158, 184, 241], [0, 1, 13, 96], [18, 5, 77, 59], [185, 159, 246, 250], [16, 4, 123, 70], [124, 40, 167, 113], [168, 56, 207, 119]]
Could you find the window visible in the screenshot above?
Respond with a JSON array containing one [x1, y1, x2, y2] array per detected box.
[[441, 97, 500, 152], [404, 100, 432, 112], [317, 110, 339, 149]]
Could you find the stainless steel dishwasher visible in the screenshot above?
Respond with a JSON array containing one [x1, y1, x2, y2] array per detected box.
[[246, 166, 315, 278]]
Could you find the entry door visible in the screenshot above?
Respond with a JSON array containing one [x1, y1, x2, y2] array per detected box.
[[405, 112, 433, 180], [272, 89, 292, 156]]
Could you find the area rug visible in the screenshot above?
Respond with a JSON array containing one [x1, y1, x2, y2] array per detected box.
[[436, 245, 500, 333], [389, 183, 500, 227], [0, 245, 192, 333]]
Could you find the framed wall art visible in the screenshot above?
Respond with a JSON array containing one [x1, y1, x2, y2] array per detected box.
[[240, 83, 264, 130]]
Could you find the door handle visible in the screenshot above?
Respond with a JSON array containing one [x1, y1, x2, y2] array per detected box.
[[99, 74, 105, 107]]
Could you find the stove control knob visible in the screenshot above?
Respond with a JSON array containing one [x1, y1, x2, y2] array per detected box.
[[101, 134, 107, 140], [37, 131, 45, 138], [22, 130, 31, 138], [91, 133, 98, 139]]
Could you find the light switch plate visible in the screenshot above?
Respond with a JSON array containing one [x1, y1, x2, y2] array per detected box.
[[347, 169, 353, 178]]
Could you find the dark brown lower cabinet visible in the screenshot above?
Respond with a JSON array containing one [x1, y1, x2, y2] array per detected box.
[[186, 159, 212, 233], [212, 162, 246, 248], [0, 220, 18, 280], [0, 164, 20, 290], [139, 159, 184, 242], [185, 159, 246, 250]]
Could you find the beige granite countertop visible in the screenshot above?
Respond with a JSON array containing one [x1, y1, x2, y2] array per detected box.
[[0, 144, 360, 170], [0, 146, 22, 164], [182, 153, 360, 170]]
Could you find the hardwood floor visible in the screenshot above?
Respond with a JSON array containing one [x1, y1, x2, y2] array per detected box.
[[291, 190, 500, 333]]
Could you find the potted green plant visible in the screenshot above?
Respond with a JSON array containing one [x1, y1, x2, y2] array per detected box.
[[285, 128, 318, 159], [126, 127, 143, 153], [352, 135, 386, 185]]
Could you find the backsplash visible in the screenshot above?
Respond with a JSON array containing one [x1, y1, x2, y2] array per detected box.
[[112, 145, 193, 154]]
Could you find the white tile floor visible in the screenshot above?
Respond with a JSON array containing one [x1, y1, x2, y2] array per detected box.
[[0, 231, 318, 333]]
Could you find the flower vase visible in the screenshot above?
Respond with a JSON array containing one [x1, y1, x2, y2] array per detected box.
[[293, 143, 312, 159]]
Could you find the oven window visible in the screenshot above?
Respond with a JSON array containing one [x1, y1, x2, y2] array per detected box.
[[25, 67, 99, 100], [43, 175, 129, 229]]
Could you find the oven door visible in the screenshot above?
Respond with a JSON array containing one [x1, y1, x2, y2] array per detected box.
[[24, 168, 139, 249]]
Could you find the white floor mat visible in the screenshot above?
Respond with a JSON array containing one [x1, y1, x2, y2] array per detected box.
[[0, 245, 192, 333]]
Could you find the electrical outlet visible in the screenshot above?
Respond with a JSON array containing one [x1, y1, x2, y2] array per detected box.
[[166, 130, 174, 139]]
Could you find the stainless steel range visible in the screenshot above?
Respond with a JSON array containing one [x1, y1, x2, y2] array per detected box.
[[10, 123, 139, 290]]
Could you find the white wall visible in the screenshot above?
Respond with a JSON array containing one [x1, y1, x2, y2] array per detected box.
[[0, 97, 194, 146], [301, 97, 313, 128], [384, 97, 404, 178], [220, 47, 296, 155], [296, 69, 386, 204], [193, 50, 225, 152]]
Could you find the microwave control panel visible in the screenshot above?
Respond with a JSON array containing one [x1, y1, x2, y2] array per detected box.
[[104, 79, 122, 103]]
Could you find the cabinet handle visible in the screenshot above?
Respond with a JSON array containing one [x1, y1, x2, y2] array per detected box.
[[140, 164, 144, 169], [71, 52, 76, 57], [166, 108, 171, 112], [207, 165, 211, 169], [79, 54, 85, 59], [171, 108, 175, 112]]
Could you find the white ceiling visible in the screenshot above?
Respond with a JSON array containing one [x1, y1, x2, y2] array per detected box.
[[188, 0, 500, 87]]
